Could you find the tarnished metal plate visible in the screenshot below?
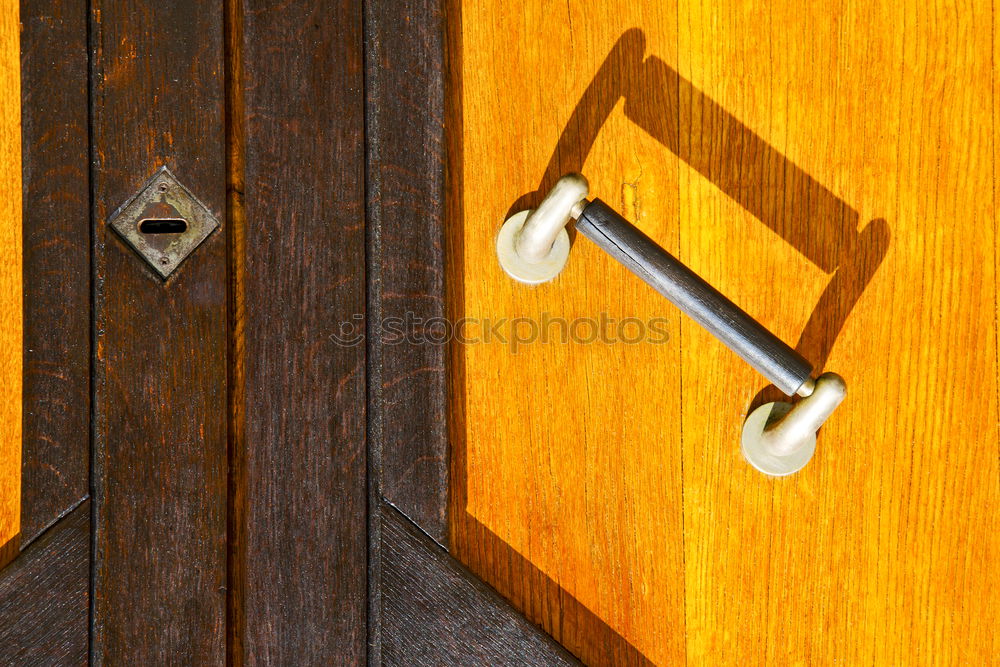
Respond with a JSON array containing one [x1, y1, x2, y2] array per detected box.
[[109, 167, 220, 279]]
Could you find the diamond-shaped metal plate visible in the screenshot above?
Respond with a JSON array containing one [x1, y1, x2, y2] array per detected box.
[[109, 167, 220, 279]]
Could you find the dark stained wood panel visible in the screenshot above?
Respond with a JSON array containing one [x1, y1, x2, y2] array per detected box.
[[234, 0, 367, 662], [19, 0, 90, 546], [378, 503, 580, 666], [0, 500, 89, 665], [89, 0, 228, 662], [365, 0, 449, 545]]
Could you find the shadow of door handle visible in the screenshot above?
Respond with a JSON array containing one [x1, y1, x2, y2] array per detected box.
[[497, 174, 846, 476]]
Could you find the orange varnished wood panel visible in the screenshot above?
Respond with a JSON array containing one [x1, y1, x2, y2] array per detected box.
[[447, 1, 998, 664], [0, 2, 21, 558]]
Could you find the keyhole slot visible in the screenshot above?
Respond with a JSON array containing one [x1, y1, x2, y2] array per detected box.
[[139, 218, 187, 234]]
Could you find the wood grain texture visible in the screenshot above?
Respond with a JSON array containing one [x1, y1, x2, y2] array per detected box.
[[366, 0, 449, 547], [447, 5, 687, 664], [0, 0, 20, 561], [233, 0, 367, 663], [448, 1, 999, 664], [379, 501, 580, 666], [676, 1, 995, 663], [0, 499, 89, 665], [90, 0, 228, 662], [19, 0, 90, 547], [365, 1, 449, 660]]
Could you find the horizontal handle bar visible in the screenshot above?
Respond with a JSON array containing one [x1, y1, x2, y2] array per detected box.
[[575, 198, 813, 396], [496, 173, 846, 475]]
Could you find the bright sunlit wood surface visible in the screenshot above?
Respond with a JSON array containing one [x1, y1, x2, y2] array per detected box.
[[0, 1, 20, 557], [447, 1, 998, 664]]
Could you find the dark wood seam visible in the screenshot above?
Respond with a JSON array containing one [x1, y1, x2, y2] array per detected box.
[[15, 495, 88, 555], [223, 0, 246, 661], [86, 0, 99, 661]]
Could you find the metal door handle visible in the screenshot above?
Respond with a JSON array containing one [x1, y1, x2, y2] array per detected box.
[[497, 174, 846, 476]]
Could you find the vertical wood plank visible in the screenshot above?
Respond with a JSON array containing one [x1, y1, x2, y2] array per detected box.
[[233, 0, 367, 662], [0, 0, 21, 561], [366, 0, 449, 545], [90, 0, 228, 662], [365, 2, 447, 658], [20, 0, 91, 547]]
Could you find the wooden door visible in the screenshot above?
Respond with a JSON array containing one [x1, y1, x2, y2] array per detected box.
[[1, 0, 368, 662], [1, 0, 997, 665], [446, 0, 999, 665], [3, 0, 551, 663]]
